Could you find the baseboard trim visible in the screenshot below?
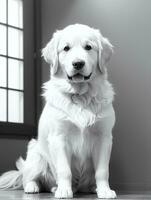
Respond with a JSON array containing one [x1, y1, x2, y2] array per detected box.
[[111, 182, 151, 192]]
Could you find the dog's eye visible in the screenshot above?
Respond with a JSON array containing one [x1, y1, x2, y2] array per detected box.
[[64, 46, 70, 52], [85, 45, 92, 50]]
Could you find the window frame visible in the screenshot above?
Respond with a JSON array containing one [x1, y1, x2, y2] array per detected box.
[[0, 0, 41, 138]]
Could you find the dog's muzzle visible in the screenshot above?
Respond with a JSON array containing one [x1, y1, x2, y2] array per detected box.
[[67, 73, 92, 82]]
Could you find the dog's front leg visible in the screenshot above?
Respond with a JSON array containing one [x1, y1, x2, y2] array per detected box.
[[92, 118, 116, 199], [48, 134, 73, 198]]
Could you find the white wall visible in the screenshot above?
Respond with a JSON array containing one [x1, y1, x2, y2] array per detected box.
[[41, 0, 151, 191]]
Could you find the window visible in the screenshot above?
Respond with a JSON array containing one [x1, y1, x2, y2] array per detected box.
[[0, 0, 41, 137], [0, 0, 24, 123]]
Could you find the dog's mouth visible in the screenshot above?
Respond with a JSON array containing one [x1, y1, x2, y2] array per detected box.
[[67, 73, 92, 82]]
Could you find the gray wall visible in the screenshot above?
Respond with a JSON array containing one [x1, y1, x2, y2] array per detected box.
[[0, 139, 28, 173], [41, 0, 151, 191]]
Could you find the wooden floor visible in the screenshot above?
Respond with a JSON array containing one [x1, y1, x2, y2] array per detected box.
[[0, 190, 151, 200]]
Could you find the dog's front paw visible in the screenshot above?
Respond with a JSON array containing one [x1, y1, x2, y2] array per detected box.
[[97, 187, 116, 199], [55, 185, 73, 199], [24, 181, 39, 194]]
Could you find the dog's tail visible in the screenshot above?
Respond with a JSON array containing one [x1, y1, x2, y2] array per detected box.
[[0, 157, 24, 190]]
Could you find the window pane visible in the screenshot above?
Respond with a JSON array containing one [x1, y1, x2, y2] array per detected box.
[[8, 0, 23, 28], [8, 90, 23, 123], [0, 0, 6, 23], [0, 25, 6, 55], [8, 27, 23, 58], [0, 56, 7, 87], [0, 89, 7, 121], [8, 59, 23, 90]]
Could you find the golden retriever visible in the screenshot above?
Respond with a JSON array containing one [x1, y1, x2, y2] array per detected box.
[[0, 24, 116, 199]]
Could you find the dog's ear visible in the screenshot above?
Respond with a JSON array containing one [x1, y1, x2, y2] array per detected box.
[[96, 30, 113, 74], [42, 32, 60, 75], [101, 37, 113, 73]]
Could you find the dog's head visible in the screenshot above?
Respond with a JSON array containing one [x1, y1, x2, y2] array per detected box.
[[42, 24, 113, 83]]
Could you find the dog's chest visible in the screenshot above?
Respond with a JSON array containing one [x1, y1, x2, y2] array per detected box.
[[66, 123, 97, 159]]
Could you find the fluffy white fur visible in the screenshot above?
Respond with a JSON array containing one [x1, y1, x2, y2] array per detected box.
[[0, 24, 116, 199]]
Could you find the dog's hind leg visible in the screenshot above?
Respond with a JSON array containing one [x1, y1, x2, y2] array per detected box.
[[22, 139, 49, 193]]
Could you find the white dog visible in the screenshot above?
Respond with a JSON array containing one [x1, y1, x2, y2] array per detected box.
[[0, 24, 116, 199]]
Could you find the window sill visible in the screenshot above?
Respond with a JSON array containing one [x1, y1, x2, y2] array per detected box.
[[0, 122, 37, 138]]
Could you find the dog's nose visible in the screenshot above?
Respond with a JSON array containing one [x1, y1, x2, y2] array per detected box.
[[72, 60, 85, 70]]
